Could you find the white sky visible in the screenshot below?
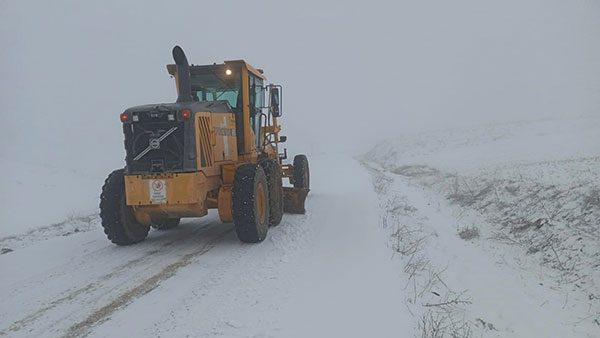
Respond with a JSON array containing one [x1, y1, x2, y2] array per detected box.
[[1, 0, 599, 176]]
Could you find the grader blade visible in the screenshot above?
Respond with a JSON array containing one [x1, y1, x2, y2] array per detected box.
[[283, 187, 309, 214]]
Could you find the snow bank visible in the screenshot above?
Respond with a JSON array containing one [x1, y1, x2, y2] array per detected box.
[[0, 158, 104, 237], [362, 116, 600, 337]]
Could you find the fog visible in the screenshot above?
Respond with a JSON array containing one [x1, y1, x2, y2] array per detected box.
[[1, 0, 599, 177]]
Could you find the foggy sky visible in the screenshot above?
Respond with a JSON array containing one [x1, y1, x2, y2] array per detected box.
[[1, 0, 599, 177]]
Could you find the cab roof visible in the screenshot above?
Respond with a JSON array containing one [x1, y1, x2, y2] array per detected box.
[[166, 59, 266, 80]]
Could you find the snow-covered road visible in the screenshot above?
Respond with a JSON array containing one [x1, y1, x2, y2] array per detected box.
[[0, 155, 410, 338]]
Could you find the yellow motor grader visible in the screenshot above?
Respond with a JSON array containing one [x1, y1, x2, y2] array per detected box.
[[100, 46, 309, 245]]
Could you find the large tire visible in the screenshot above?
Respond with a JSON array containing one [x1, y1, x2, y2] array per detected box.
[[100, 169, 150, 245], [259, 158, 284, 226], [232, 164, 270, 243], [293, 154, 310, 189], [152, 218, 181, 230]]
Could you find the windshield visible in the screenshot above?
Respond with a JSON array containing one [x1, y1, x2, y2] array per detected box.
[[190, 65, 242, 109]]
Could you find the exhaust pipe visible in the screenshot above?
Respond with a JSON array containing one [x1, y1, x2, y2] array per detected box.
[[172, 46, 193, 103]]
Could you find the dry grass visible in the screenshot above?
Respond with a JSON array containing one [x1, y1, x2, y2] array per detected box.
[[367, 158, 600, 334], [388, 161, 600, 328], [368, 167, 476, 338], [457, 226, 480, 241]]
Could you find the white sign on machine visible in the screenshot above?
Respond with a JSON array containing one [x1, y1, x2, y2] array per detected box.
[[149, 179, 167, 203]]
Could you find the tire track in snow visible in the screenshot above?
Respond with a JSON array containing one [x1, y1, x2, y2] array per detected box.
[[0, 222, 230, 337], [3, 283, 97, 335], [61, 227, 233, 338], [1, 222, 216, 335]]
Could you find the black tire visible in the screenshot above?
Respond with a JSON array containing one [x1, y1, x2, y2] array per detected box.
[[152, 218, 181, 230], [259, 158, 284, 226], [293, 154, 310, 189], [100, 169, 150, 245], [232, 164, 270, 243]]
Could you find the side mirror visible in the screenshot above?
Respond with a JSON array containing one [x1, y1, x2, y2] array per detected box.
[[269, 86, 282, 117], [279, 135, 287, 143]]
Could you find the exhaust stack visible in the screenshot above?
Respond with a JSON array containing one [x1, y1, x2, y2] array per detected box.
[[172, 46, 193, 103]]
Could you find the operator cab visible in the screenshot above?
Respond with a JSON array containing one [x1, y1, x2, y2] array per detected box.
[[167, 60, 278, 157]]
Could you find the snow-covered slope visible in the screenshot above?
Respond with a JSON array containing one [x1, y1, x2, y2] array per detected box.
[[0, 158, 105, 237], [366, 116, 599, 173], [362, 116, 600, 337]]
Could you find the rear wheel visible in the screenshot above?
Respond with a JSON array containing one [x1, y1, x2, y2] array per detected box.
[[232, 164, 270, 243], [293, 154, 310, 189], [152, 218, 181, 230], [100, 169, 150, 245], [259, 158, 284, 226]]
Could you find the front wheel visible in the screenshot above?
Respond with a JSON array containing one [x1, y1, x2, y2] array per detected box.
[[259, 158, 284, 227], [232, 164, 270, 243], [293, 154, 310, 189], [100, 169, 150, 245]]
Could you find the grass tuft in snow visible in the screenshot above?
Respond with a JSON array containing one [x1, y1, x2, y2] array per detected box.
[[457, 226, 480, 241]]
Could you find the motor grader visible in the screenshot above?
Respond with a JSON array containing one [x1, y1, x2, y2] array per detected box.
[[100, 46, 309, 245]]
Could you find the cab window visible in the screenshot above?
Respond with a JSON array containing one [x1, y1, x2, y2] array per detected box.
[[190, 65, 242, 109], [248, 74, 264, 116]]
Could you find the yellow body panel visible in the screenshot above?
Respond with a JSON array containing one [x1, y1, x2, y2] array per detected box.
[[217, 186, 233, 223], [208, 112, 238, 163], [125, 172, 206, 206], [125, 173, 216, 223], [224, 59, 267, 80]]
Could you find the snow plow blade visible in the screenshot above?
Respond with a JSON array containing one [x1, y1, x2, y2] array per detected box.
[[283, 187, 309, 214]]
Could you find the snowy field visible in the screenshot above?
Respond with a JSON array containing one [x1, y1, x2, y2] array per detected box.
[[0, 116, 597, 337]]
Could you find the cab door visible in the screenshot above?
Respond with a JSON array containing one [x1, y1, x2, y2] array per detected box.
[[248, 73, 265, 151]]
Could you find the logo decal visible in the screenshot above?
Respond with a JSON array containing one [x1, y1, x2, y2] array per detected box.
[[149, 138, 160, 149], [214, 127, 235, 136], [149, 179, 167, 203]]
